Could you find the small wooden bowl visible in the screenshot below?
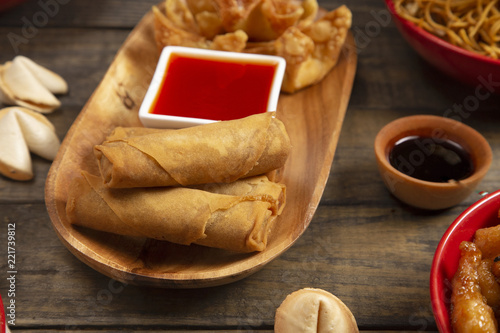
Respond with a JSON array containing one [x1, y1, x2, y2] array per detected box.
[[374, 115, 492, 210]]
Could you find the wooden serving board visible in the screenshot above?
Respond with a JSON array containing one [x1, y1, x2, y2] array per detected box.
[[44, 7, 357, 288]]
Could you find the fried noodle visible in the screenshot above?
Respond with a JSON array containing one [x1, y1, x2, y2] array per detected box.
[[394, 0, 500, 59]]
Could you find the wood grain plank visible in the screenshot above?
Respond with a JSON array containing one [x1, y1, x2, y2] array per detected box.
[[1, 0, 499, 330], [0, 202, 447, 330], [2, 23, 498, 204], [0, 0, 384, 28], [0, 0, 159, 28], [323, 106, 500, 207], [12, 330, 432, 333]]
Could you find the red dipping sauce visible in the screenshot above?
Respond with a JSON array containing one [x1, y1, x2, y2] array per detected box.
[[150, 54, 278, 121]]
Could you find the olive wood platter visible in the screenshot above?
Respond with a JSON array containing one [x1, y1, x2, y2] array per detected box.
[[45, 7, 358, 288]]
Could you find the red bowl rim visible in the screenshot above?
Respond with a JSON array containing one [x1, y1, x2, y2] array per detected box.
[[0, 292, 4, 333], [0, 0, 25, 13], [430, 189, 500, 332], [385, 0, 500, 67]]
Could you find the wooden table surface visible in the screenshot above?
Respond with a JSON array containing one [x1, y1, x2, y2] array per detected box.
[[1, 0, 500, 332]]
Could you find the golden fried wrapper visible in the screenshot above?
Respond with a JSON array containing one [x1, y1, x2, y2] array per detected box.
[[67, 172, 286, 253], [277, 5, 352, 92], [94, 112, 291, 188], [154, 3, 248, 52], [214, 0, 318, 41]]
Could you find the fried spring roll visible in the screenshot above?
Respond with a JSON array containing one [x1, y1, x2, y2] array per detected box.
[[104, 126, 165, 140], [66, 172, 286, 253], [94, 112, 291, 188], [192, 175, 286, 215]]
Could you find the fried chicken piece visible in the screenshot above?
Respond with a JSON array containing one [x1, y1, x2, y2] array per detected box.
[[478, 258, 500, 311], [451, 241, 498, 333], [475, 224, 500, 260]]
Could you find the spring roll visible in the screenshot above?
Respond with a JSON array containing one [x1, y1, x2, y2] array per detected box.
[[66, 171, 286, 253], [106, 125, 281, 182], [192, 175, 286, 215], [94, 112, 291, 188], [104, 126, 165, 140]]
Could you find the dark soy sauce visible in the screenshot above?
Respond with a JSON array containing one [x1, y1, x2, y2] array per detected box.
[[389, 136, 474, 183]]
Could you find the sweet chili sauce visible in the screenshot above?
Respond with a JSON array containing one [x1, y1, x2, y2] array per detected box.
[[389, 135, 474, 183], [149, 54, 278, 121]]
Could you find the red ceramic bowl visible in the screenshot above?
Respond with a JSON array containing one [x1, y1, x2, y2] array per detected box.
[[430, 190, 500, 332], [385, 0, 500, 88], [0, 0, 25, 13]]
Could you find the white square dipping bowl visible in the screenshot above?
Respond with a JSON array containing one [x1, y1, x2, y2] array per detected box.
[[138, 46, 286, 129]]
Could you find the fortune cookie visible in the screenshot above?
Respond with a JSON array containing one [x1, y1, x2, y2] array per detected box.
[[0, 107, 61, 181], [275, 288, 358, 333], [0, 56, 67, 113]]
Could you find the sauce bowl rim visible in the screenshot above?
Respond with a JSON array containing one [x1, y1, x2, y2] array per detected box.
[[138, 46, 286, 129], [374, 114, 492, 189]]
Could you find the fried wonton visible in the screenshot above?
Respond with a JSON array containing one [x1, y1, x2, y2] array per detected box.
[[152, 0, 352, 93], [214, 0, 318, 41], [276, 5, 352, 92], [153, 5, 249, 52]]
